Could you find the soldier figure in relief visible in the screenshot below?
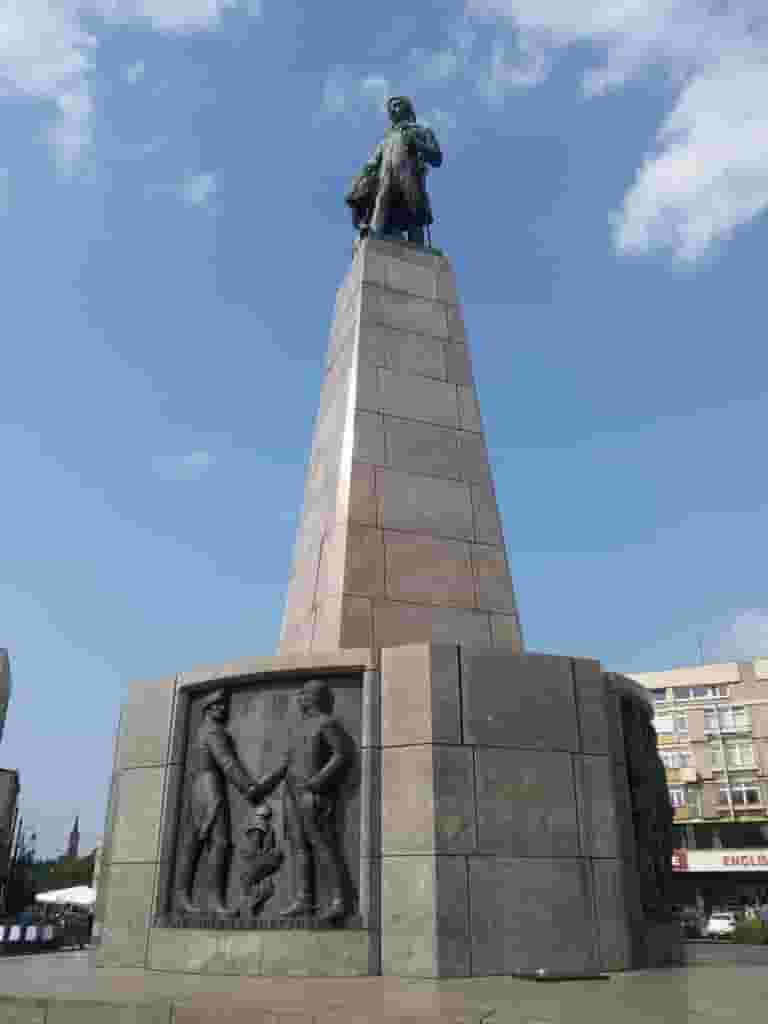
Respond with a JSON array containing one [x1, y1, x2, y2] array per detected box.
[[174, 689, 289, 917], [280, 680, 353, 924]]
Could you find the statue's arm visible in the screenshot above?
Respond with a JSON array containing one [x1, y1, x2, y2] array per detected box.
[[417, 128, 442, 168], [207, 728, 286, 798], [304, 719, 350, 793]]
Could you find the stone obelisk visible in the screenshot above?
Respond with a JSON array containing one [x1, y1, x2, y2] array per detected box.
[[279, 237, 523, 654]]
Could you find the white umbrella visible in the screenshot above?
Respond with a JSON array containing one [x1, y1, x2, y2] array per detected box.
[[34, 886, 96, 907]]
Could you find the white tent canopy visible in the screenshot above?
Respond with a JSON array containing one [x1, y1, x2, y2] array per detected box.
[[34, 886, 95, 907]]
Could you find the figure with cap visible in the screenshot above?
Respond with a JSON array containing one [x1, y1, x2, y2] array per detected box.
[[280, 679, 354, 924], [238, 802, 284, 917], [174, 689, 290, 917], [345, 95, 442, 246]]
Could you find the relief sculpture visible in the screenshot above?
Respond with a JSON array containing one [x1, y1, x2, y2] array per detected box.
[[622, 697, 676, 920]]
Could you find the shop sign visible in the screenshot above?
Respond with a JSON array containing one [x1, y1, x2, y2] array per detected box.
[[671, 848, 768, 872]]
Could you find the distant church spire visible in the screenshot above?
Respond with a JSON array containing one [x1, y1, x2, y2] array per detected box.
[[67, 815, 80, 859]]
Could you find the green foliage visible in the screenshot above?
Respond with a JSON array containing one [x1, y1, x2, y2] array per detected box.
[[729, 919, 768, 945], [29, 853, 94, 893]]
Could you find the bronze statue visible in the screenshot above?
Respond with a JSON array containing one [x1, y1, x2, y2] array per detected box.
[[280, 680, 353, 924], [346, 96, 442, 246], [237, 802, 284, 917], [174, 689, 288, 917]]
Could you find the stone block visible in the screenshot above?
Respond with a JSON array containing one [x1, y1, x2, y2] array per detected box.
[[147, 928, 222, 973], [310, 592, 342, 651], [258, 929, 371, 977], [378, 469, 474, 540], [347, 461, 379, 526], [470, 544, 516, 613], [359, 322, 447, 380], [46, 1002, 172, 1024], [456, 433, 490, 485], [592, 859, 632, 970], [374, 601, 492, 649], [361, 284, 448, 338], [355, 359, 380, 413], [376, 369, 459, 427], [437, 266, 459, 306], [383, 417, 461, 481], [469, 857, 600, 975], [0, 998, 47, 1024], [178, 649, 376, 689], [446, 306, 467, 343], [457, 386, 482, 432], [489, 613, 523, 651], [433, 747, 477, 854], [383, 532, 475, 608], [434, 855, 471, 977], [380, 643, 461, 746], [380, 856, 436, 977], [470, 483, 504, 546], [316, 525, 346, 600], [474, 747, 580, 857], [364, 248, 438, 300], [572, 658, 611, 755], [111, 765, 170, 863], [444, 342, 473, 386], [573, 755, 620, 859], [381, 746, 434, 855], [117, 677, 177, 770], [344, 523, 385, 597], [339, 595, 374, 650], [461, 650, 580, 752], [96, 862, 157, 967], [353, 411, 386, 465]]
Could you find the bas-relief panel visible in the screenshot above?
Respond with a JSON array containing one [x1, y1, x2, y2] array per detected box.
[[158, 676, 363, 931]]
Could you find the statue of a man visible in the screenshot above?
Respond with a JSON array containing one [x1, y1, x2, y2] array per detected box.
[[280, 680, 353, 924], [345, 95, 442, 246], [174, 689, 289, 917]]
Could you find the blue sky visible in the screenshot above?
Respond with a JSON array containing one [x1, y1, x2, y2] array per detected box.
[[2, 0, 768, 858]]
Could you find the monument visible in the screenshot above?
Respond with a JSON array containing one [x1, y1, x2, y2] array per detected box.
[[89, 97, 679, 988]]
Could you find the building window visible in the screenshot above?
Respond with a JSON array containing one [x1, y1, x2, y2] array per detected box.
[[710, 741, 755, 771], [660, 750, 692, 769], [673, 684, 729, 702], [651, 688, 667, 704], [654, 714, 689, 736], [703, 706, 750, 733], [719, 783, 763, 806], [669, 786, 687, 808]]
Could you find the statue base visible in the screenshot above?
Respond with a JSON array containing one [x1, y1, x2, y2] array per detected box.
[[94, 644, 679, 979]]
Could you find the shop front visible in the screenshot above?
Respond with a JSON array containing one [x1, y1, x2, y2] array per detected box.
[[671, 848, 768, 913]]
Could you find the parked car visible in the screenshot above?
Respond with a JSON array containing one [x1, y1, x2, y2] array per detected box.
[[705, 911, 738, 939]]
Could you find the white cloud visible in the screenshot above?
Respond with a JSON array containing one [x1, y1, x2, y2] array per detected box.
[[0, 2, 259, 171], [320, 69, 394, 117], [477, 37, 550, 105], [151, 450, 216, 481], [463, 1, 768, 259], [178, 171, 217, 206], [711, 610, 768, 661], [123, 59, 146, 83]]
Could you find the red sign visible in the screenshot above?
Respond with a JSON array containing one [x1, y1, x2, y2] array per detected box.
[[723, 854, 768, 867], [672, 849, 688, 871]]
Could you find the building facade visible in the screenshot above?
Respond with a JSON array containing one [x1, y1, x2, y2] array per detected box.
[[0, 768, 20, 912], [629, 658, 768, 913]]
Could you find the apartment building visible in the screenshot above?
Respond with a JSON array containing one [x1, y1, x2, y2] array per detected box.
[[628, 658, 768, 913]]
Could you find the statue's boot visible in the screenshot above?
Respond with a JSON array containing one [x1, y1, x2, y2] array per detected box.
[[317, 893, 349, 925], [174, 841, 202, 914], [209, 845, 238, 918], [279, 892, 316, 917]]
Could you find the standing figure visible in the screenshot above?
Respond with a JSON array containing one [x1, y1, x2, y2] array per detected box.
[[238, 802, 284, 917], [174, 689, 288, 917], [280, 680, 353, 924], [345, 96, 442, 246]]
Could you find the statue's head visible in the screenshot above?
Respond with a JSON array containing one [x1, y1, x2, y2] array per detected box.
[[387, 96, 416, 125], [297, 679, 334, 716], [201, 688, 229, 723]]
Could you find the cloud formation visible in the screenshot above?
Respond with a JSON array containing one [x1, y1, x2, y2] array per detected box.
[[712, 609, 768, 661], [178, 171, 218, 207], [465, 1, 768, 259], [0, 1, 259, 170], [151, 450, 216, 481]]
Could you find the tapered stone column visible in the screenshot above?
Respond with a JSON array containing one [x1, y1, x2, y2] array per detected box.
[[279, 238, 523, 654]]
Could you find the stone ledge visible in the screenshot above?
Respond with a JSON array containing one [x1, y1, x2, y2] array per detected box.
[[177, 649, 377, 689]]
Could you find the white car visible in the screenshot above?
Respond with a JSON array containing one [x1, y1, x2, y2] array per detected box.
[[705, 912, 738, 939]]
